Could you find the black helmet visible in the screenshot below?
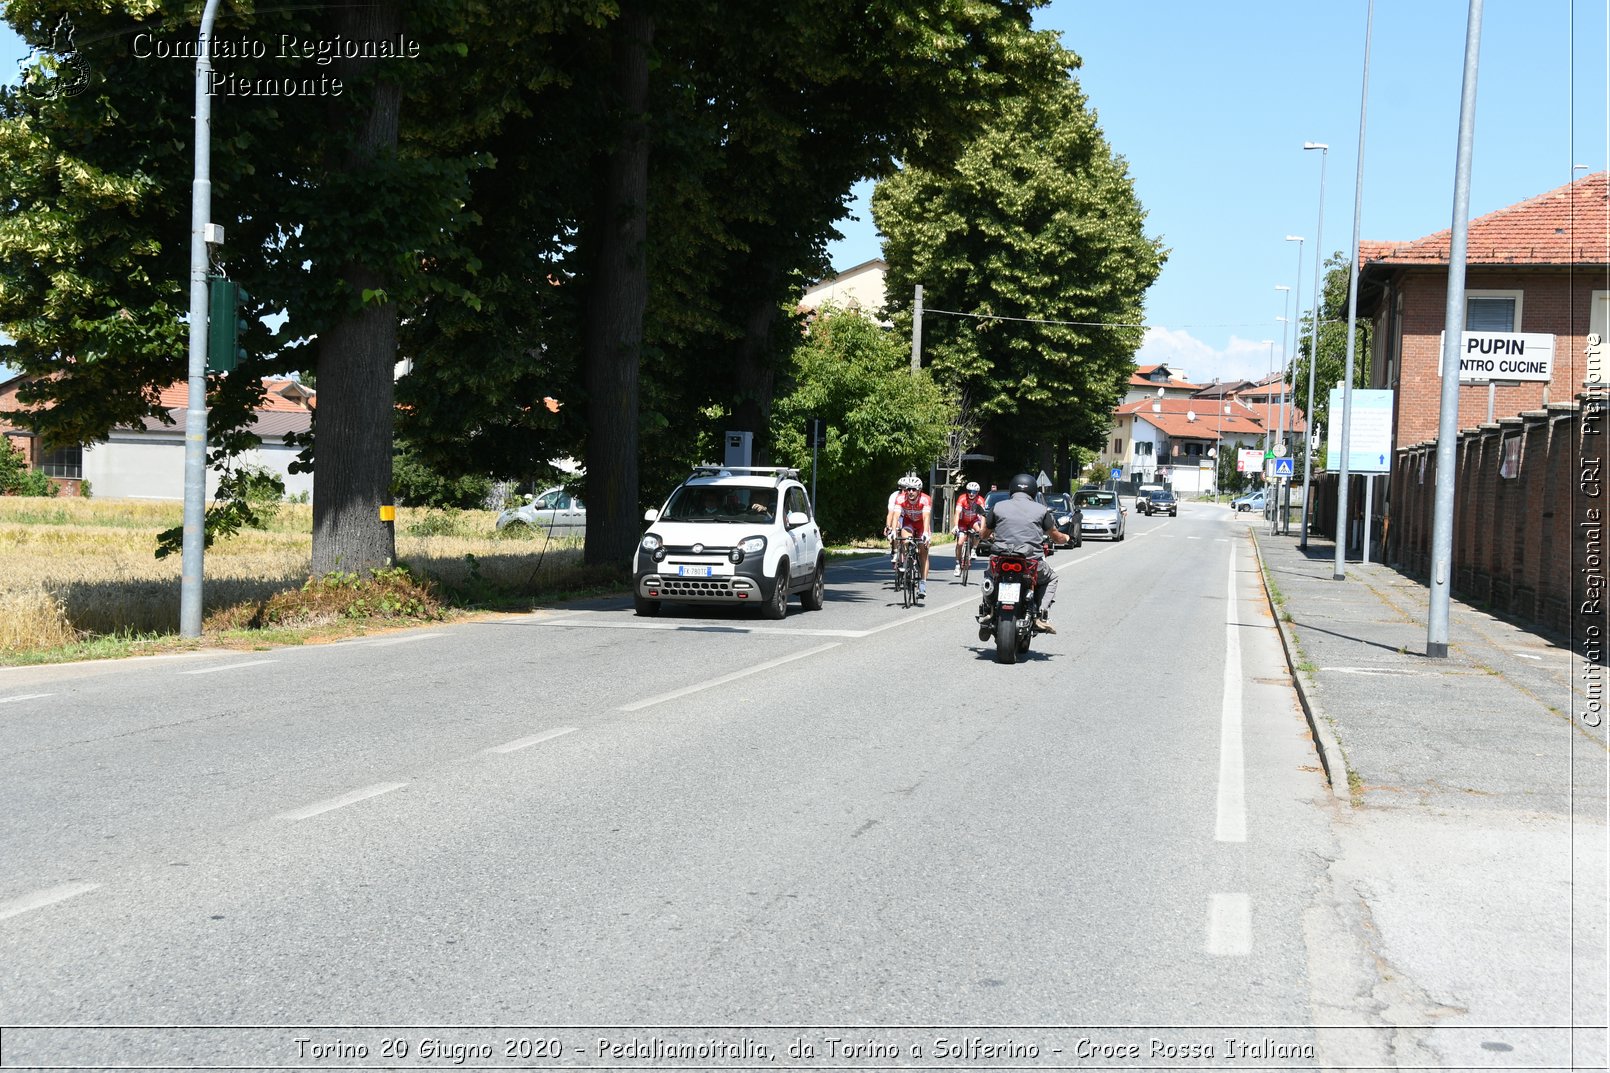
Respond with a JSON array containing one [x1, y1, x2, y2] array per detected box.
[[1008, 473, 1035, 495]]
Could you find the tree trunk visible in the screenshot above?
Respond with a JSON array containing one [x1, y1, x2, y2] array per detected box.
[[582, 3, 654, 567], [311, 0, 403, 576], [730, 265, 783, 465]]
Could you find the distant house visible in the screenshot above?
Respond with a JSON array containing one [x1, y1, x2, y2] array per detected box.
[[1122, 363, 1202, 405], [0, 374, 314, 499], [1102, 395, 1265, 494], [800, 258, 889, 323], [1356, 170, 1608, 452]]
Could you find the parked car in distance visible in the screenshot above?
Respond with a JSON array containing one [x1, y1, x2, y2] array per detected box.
[[1140, 489, 1178, 516], [1072, 487, 1126, 541], [1231, 489, 1267, 513], [495, 486, 585, 533]]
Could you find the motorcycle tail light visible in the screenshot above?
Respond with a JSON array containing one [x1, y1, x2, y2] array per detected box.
[[1001, 560, 1023, 572]]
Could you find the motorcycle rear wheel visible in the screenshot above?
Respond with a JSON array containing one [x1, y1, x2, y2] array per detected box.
[[995, 610, 1018, 664]]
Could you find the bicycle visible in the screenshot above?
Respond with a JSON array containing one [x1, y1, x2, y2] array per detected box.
[[954, 526, 978, 586], [893, 528, 919, 608]]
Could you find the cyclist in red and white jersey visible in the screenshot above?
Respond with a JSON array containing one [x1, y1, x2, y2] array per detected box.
[[883, 474, 933, 599], [951, 480, 986, 577]]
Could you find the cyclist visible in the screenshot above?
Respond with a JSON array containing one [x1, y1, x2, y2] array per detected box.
[[951, 480, 987, 578], [884, 475, 914, 565], [885, 474, 933, 599]]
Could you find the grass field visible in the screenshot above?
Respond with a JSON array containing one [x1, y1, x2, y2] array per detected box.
[[0, 496, 610, 661]]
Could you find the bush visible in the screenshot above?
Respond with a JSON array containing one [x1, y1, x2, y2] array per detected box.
[[392, 446, 494, 509], [205, 565, 444, 631], [0, 440, 60, 497]]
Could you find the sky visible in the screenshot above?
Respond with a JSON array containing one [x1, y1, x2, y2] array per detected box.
[[828, 0, 1609, 385], [2, 2, 1607, 388]]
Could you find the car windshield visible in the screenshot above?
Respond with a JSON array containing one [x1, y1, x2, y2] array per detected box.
[[1045, 493, 1072, 513], [665, 485, 777, 522], [1153, 491, 1175, 502], [1074, 491, 1117, 509]]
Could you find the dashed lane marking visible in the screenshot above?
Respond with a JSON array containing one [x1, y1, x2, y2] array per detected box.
[[0, 882, 100, 922], [274, 782, 406, 822], [178, 660, 278, 676], [487, 727, 578, 754]]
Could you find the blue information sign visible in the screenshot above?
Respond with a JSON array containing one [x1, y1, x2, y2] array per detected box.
[[1273, 458, 1294, 477]]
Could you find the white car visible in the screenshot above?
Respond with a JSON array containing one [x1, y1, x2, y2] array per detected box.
[[633, 466, 826, 619], [495, 486, 585, 533]]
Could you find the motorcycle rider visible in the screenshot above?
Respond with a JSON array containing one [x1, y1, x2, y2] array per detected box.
[[979, 472, 1069, 634], [951, 480, 987, 578]]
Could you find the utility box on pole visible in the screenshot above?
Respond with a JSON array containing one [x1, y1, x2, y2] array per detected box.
[[724, 431, 753, 468]]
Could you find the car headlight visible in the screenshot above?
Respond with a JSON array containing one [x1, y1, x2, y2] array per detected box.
[[730, 534, 766, 564], [640, 533, 662, 552]]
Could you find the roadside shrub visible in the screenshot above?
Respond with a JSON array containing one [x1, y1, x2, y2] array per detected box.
[[0, 587, 79, 653], [0, 441, 59, 497], [206, 565, 445, 631]]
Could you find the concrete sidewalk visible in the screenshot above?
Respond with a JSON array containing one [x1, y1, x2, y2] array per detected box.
[[1246, 524, 1607, 1070]]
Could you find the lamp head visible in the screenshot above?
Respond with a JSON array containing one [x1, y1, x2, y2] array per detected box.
[[1303, 142, 1329, 151], [1285, 235, 1304, 243]]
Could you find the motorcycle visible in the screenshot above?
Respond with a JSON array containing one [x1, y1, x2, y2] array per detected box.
[[975, 540, 1045, 665]]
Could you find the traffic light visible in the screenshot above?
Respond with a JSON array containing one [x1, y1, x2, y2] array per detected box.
[[207, 276, 249, 373]]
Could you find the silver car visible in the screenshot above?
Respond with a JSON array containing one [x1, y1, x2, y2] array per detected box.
[[495, 486, 586, 533], [1073, 487, 1127, 541]]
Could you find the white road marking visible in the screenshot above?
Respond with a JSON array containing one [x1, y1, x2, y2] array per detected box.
[[621, 642, 841, 712], [1215, 543, 1247, 843], [1206, 892, 1252, 956], [274, 782, 406, 822], [0, 693, 53, 705], [179, 660, 277, 676], [0, 882, 100, 922], [487, 726, 578, 754], [357, 633, 444, 647], [1512, 651, 1543, 661], [542, 617, 865, 638], [1327, 667, 1428, 677]]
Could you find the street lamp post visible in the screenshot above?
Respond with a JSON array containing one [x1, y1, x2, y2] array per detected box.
[[1300, 142, 1329, 548], [1278, 235, 1304, 534]]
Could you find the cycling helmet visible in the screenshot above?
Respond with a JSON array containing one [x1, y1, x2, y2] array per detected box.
[[964, 481, 980, 493], [905, 473, 923, 490], [897, 475, 917, 490], [1008, 472, 1036, 495]]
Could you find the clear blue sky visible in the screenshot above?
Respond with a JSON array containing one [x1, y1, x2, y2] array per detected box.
[[3, 3, 1606, 387]]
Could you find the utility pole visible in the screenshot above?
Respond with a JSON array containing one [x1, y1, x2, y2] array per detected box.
[[910, 284, 923, 374], [1427, 0, 1484, 658], [1335, 0, 1375, 580], [180, 0, 224, 638]]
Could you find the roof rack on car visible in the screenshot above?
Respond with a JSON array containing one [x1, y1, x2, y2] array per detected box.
[[687, 464, 800, 484]]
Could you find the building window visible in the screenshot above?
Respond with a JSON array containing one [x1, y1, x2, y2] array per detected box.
[[38, 445, 81, 479], [1135, 441, 1153, 456], [1113, 438, 1123, 455], [1186, 443, 1202, 457], [1466, 290, 1522, 332]]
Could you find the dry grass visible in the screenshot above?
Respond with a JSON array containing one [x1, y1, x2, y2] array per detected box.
[[0, 496, 608, 659]]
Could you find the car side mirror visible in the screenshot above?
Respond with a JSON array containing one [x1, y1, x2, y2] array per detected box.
[[643, 508, 659, 523], [786, 511, 809, 528]]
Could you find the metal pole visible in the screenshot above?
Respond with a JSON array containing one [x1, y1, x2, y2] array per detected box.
[[1282, 239, 1303, 535], [910, 284, 923, 374], [180, 0, 223, 638], [1427, 0, 1484, 658], [1362, 475, 1374, 564], [1335, 0, 1375, 580], [1301, 144, 1329, 548]]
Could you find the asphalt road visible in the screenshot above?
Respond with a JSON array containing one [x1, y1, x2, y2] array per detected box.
[[0, 504, 1341, 1069]]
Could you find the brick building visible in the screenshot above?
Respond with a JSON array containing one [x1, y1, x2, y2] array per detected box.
[[1356, 170, 1608, 449]]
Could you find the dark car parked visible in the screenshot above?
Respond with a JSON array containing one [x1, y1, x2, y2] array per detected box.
[[1139, 489, 1178, 517]]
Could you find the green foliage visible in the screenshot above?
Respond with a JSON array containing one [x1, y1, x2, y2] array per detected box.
[[207, 565, 445, 630], [391, 445, 493, 510], [0, 439, 57, 496], [1290, 253, 1374, 445], [771, 308, 954, 541], [873, 63, 1165, 461], [153, 463, 284, 559]]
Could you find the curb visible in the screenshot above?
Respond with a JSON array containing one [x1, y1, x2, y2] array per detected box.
[[1248, 530, 1353, 805]]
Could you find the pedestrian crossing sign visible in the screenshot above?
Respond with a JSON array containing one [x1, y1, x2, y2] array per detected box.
[[1273, 458, 1294, 477]]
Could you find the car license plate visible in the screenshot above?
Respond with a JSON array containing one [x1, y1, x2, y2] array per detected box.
[[998, 581, 1021, 603], [676, 565, 715, 577]]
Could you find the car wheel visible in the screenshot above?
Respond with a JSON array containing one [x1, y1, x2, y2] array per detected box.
[[800, 558, 825, 611], [761, 560, 790, 620], [633, 593, 660, 617]]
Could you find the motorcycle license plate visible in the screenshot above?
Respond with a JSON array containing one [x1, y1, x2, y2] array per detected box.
[[998, 581, 1021, 603]]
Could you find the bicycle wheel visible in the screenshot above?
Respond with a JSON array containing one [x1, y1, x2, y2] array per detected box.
[[958, 534, 971, 586], [902, 548, 916, 608]]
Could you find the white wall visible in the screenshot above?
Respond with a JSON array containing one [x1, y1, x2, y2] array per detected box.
[[83, 433, 314, 501]]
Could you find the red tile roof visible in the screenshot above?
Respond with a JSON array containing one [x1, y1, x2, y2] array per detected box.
[[1362, 171, 1608, 266], [1117, 397, 1268, 438], [155, 378, 314, 412]]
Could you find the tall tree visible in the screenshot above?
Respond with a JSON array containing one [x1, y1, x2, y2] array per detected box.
[[1290, 252, 1374, 448], [873, 61, 1165, 466]]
